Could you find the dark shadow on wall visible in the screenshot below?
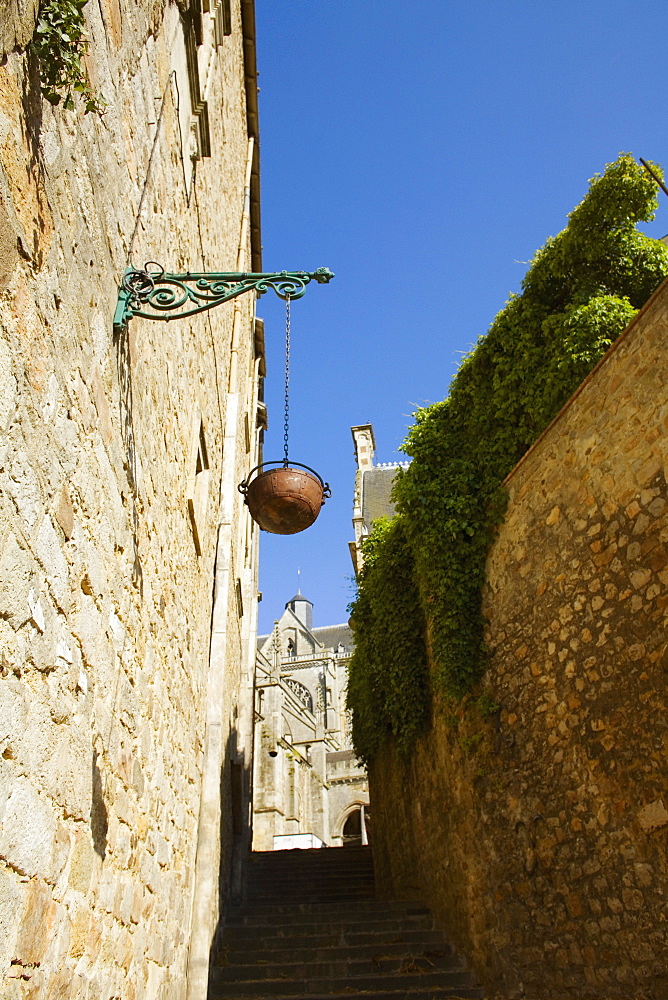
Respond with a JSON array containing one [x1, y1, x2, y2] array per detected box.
[[19, 46, 49, 266], [91, 749, 109, 859], [208, 727, 253, 973]]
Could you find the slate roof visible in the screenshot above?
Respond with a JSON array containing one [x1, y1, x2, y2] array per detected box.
[[256, 620, 353, 655], [285, 591, 312, 607], [311, 623, 353, 653]]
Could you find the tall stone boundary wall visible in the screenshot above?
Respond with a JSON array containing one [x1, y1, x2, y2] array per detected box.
[[0, 3, 263, 999], [370, 279, 668, 999]]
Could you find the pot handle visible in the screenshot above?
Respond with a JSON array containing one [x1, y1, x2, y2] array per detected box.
[[238, 460, 332, 499]]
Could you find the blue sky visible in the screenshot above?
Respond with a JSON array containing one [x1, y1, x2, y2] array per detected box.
[[254, 0, 668, 634]]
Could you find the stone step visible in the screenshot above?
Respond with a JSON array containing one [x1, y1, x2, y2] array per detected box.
[[248, 860, 374, 866], [217, 936, 450, 966], [246, 876, 374, 888], [246, 870, 375, 880], [247, 858, 374, 870], [241, 895, 376, 907], [227, 901, 428, 921], [245, 887, 376, 902], [215, 951, 463, 982], [249, 847, 372, 859], [246, 884, 375, 897], [246, 861, 373, 880], [245, 875, 375, 892], [221, 915, 437, 940], [219, 926, 448, 953], [247, 860, 374, 872], [210, 989, 482, 1000], [246, 871, 375, 884], [209, 967, 479, 996]]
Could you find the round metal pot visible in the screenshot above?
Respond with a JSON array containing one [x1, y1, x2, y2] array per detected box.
[[239, 462, 331, 535]]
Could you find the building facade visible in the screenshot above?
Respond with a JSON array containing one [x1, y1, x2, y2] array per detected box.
[[349, 423, 409, 573], [0, 3, 263, 998], [253, 593, 369, 851]]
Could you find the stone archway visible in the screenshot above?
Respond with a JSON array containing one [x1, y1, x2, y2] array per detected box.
[[334, 801, 370, 847]]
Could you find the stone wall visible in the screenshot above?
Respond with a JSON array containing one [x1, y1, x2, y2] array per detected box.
[[369, 279, 668, 999], [0, 3, 262, 998]]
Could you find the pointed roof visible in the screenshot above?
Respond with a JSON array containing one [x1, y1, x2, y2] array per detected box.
[[285, 589, 312, 607]]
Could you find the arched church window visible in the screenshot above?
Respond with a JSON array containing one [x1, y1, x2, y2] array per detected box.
[[285, 678, 313, 714]]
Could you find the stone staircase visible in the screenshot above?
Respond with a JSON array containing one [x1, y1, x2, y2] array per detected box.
[[209, 845, 483, 1000]]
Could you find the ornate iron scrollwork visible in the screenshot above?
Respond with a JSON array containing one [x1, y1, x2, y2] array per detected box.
[[114, 262, 334, 333]]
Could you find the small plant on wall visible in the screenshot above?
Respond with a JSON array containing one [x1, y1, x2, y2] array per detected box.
[[32, 0, 105, 113]]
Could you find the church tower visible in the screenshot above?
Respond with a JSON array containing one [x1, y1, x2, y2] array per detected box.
[[285, 590, 313, 630]]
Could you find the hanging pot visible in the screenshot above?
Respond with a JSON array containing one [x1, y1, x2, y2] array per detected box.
[[238, 461, 332, 535]]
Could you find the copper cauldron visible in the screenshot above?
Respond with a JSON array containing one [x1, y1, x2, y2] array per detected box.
[[238, 462, 331, 535]]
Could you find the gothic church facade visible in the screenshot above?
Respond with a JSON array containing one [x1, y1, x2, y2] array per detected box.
[[253, 592, 369, 850]]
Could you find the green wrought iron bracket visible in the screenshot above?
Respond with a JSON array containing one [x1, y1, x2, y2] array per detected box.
[[113, 262, 335, 333]]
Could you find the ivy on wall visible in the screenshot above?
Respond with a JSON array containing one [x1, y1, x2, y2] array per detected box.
[[346, 518, 430, 764], [348, 154, 668, 761], [32, 0, 105, 113]]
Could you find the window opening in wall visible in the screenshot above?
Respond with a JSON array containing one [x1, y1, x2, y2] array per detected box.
[[207, 0, 232, 43], [235, 578, 244, 618], [220, 0, 232, 37], [183, 12, 211, 156]]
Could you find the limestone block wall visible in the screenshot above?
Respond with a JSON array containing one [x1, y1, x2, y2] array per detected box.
[[369, 279, 668, 999], [0, 2, 262, 999]]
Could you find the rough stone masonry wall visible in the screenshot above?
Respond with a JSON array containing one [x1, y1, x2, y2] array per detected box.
[[370, 279, 668, 1000], [0, 3, 261, 999]]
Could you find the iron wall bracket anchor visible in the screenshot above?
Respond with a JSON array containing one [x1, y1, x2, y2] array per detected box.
[[113, 262, 335, 333]]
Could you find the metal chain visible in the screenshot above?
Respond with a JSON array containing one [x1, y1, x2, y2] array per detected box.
[[283, 293, 291, 465]]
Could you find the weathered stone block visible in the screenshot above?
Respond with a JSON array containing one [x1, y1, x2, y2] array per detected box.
[[638, 798, 668, 833], [12, 879, 56, 966], [0, 534, 34, 630], [0, 334, 17, 429], [67, 831, 95, 894], [0, 866, 23, 969], [0, 780, 56, 877]]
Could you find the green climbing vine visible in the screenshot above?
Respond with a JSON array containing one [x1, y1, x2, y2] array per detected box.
[[348, 154, 668, 761], [346, 518, 430, 764], [32, 0, 105, 113]]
